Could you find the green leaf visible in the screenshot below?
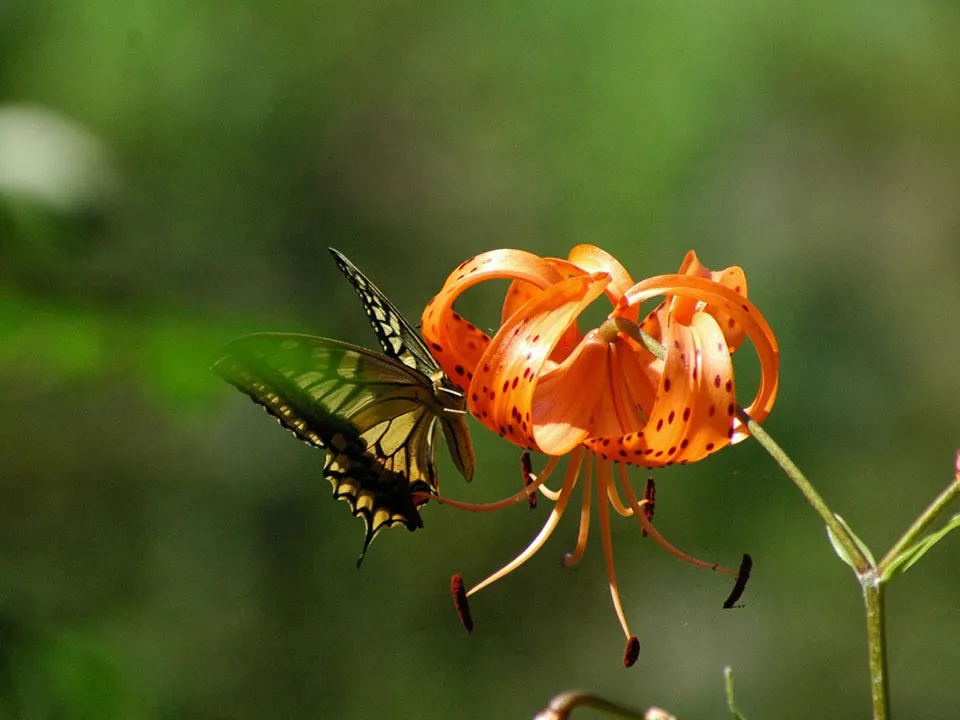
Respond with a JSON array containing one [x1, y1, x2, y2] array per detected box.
[[826, 514, 876, 570], [881, 514, 960, 581]]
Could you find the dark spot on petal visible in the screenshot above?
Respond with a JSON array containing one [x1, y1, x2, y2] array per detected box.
[[682, 408, 691, 422], [725, 379, 733, 392], [656, 419, 663, 432], [455, 365, 465, 376], [668, 411, 675, 424], [431, 342, 443, 353], [512, 377, 519, 389], [714, 374, 722, 388], [705, 442, 715, 451]]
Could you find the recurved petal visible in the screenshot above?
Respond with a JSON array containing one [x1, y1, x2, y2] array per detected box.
[[673, 250, 749, 352], [620, 274, 779, 432], [567, 245, 639, 320], [468, 272, 612, 454], [638, 251, 749, 352], [422, 250, 567, 390]]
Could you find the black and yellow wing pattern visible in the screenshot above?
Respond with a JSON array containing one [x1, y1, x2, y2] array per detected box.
[[214, 251, 474, 561]]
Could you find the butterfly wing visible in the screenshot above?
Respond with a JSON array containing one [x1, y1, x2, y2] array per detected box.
[[328, 247, 438, 374], [328, 247, 475, 482], [213, 333, 446, 560]]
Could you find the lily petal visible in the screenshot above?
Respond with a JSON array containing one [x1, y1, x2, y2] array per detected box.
[[468, 272, 612, 454]]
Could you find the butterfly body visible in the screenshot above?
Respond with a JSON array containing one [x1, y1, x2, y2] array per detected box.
[[214, 251, 474, 560]]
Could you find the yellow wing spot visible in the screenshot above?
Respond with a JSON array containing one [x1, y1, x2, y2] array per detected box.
[[355, 491, 375, 513], [372, 507, 391, 529]]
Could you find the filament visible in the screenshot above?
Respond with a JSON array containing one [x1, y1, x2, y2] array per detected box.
[[561, 454, 594, 568], [466, 449, 584, 597], [597, 459, 632, 640], [413, 457, 561, 512]]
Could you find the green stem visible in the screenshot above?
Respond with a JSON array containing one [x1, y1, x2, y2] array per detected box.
[[878, 473, 960, 576], [533, 691, 651, 720], [863, 581, 889, 720]]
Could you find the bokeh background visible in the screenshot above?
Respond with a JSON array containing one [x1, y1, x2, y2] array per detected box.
[[2, 1, 959, 718]]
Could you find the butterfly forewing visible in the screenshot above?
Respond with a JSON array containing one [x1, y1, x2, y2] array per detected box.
[[213, 333, 445, 558], [328, 248, 439, 375]]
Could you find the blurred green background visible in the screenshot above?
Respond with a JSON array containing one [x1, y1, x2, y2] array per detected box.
[[2, 1, 959, 718]]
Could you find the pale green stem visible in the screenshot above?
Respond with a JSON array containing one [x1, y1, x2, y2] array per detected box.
[[878, 473, 960, 576], [863, 581, 889, 720]]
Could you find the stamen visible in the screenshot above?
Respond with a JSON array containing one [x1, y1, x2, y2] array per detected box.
[[561, 454, 594, 568], [596, 460, 633, 641], [451, 574, 474, 632], [623, 636, 640, 668], [466, 449, 585, 598], [520, 451, 538, 509], [723, 553, 753, 608], [605, 475, 634, 518], [641, 476, 656, 537], [412, 457, 560, 513], [617, 464, 736, 577]]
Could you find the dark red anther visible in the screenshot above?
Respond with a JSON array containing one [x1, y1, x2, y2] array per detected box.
[[623, 636, 640, 668], [451, 574, 474, 632], [641, 476, 656, 537], [723, 553, 753, 609], [521, 451, 537, 510]]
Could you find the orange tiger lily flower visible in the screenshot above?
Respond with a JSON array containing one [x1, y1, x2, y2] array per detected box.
[[419, 246, 779, 665]]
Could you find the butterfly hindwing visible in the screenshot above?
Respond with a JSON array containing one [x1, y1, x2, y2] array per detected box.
[[213, 333, 445, 558]]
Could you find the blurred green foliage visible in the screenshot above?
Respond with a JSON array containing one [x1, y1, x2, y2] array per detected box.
[[2, 1, 959, 718]]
